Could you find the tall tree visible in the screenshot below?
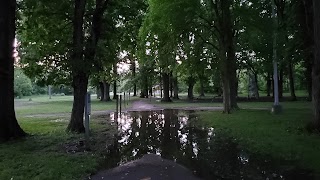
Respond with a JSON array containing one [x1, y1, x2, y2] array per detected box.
[[68, 0, 87, 132], [0, 0, 26, 141], [312, 0, 320, 130]]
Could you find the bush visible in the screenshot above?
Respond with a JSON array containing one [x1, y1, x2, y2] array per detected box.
[[14, 69, 33, 97]]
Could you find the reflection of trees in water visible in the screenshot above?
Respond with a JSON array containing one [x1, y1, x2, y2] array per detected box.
[[106, 110, 313, 180], [108, 110, 231, 178]]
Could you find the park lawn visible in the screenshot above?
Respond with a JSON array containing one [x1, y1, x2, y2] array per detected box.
[[199, 102, 320, 174], [0, 116, 115, 180], [14, 95, 135, 116], [150, 98, 223, 108]]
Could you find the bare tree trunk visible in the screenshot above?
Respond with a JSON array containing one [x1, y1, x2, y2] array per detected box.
[[312, 0, 320, 130], [161, 72, 172, 102], [229, 50, 238, 109], [288, 60, 297, 101], [266, 74, 271, 97], [187, 77, 195, 100], [68, 73, 88, 133], [99, 81, 104, 101], [113, 81, 117, 99], [113, 62, 117, 99], [222, 70, 231, 114], [199, 78, 205, 97], [279, 68, 284, 98], [301, 0, 313, 100], [0, 0, 26, 141], [170, 72, 173, 98], [96, 85, 101, 99], [173, 73, 179, 99], [132, 60, 137, 96], [104, 81, 111, 101], [67, 0, 87, 133]]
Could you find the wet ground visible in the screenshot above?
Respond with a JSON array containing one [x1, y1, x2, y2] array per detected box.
[[90, 109, 316, 180]]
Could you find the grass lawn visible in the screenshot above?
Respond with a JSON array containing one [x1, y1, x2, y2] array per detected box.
[[0, 115, 115, 180], [4, 94, 318, 179], [199, 101, 320, 174], [14, 95, 137, 116]]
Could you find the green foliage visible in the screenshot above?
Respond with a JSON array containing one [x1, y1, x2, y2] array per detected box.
[[14, 68, 33, 97]]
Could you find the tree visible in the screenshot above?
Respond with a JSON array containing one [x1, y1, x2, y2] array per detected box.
[[0, 0, 26, 141], [14, 68, 33, 97], [312, 0, 320, 130]]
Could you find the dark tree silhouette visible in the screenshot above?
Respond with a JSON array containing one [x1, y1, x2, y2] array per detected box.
[[0, 0, 26, 141]]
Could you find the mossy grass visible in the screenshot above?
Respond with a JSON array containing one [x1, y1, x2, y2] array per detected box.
[[198, 101, 320, 173], [0, 116, 115, 180]]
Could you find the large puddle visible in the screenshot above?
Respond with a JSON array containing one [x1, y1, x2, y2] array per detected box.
[[103, 109, 315, 179]]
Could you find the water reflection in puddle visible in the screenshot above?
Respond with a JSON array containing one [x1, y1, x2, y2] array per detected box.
[[104, 110, 315, 180]]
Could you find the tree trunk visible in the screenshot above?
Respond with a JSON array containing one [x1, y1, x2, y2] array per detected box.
[[113, 62, 117, 99], [254, 73, 260, 98], [149, 87, 153, 97], [68, 0, 86, 133], [266, 73, 272, 97], [113, 80, 117, 99], [170, 72, 173, 97], [173, 74, 179, 99], [301, 0, 313, 100], [68, 73, 88, 133], [0, 0, 26, 141], [187, 84, 194, 100], [187, 77, 195, 100], [288, 60, 297, 101], [104, 81, 111, 101], [222, 71, 231, 114], [312, 0, 320, 130], [199, 78, 205, 97], [229, 53, 238, 109], [140, 75, 148, 98], [279, 68, 284, 98], [132, 60, 137, 96], [99, 81, 104, 101], [96, 85, 101, 99], [161, 72, 172, 102]]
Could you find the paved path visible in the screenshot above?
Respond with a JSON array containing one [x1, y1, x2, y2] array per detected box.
[[89, 154, 201, 180]]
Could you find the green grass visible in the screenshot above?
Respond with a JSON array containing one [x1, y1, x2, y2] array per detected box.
[[198, 102, 320, 173], [0, 116, 115, 180], [15, 95, 135, 116]]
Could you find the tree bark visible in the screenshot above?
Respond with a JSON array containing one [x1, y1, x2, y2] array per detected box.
[[300, 0, 313, 100], [96, 85, 101, 99], [68, 73, 88, 133], [113, 62, 117, 99], [161, 72, 172, 102], [173, 74, 179, 99], [169, 72, 173, 97], [288, 60, 297, 101], [67, 0, 86, 133], [149, 87, 153, 97], [140, 74, 148, 98], [279, 68, 284, 98], [266, 73, 272, 97], [187, 77, 195, 100], [113, 80, 117, 99], [132, 60, 137, 96], [0, 0, 26, 141], [199, 78, 205, 97], [99, 81, 104, 101], [104, 81, 111, 101], [229, 48, 238, 109], [312, 0, 320, 130]]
